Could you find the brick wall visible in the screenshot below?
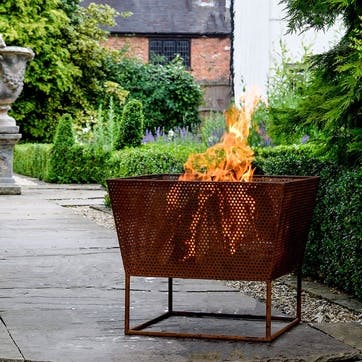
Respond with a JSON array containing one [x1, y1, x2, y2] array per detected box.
[[105, 35, 231, 111], [191, 37, 230, 82], [106, 36, 149, 61], [105, 35, 230, 82]]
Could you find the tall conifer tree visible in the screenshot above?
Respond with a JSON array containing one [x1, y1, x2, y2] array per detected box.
[[280, 0, 361, 164]]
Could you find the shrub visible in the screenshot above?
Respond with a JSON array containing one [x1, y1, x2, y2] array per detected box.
[[53, 113, 75, 148], [254, 144, 324, 175], [15, 143, 109, 184], [255, 145, 361, 299], [14, 143, 52, 180], [115, 99, 144, 149], [48, 113, 76, 182], [108, 142, 206, 178], [106, 57, 203, 132], [308, 167, 362, 299], [53, 145, 110, 184]]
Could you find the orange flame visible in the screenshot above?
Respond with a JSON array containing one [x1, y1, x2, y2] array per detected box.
[[179, 89, 261, 182]]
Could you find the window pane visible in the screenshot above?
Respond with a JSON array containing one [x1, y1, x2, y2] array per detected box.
[[163, 40, 176, 62], [149, 38, 190, 68]]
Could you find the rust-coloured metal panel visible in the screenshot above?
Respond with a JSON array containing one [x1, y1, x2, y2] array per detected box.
[[107, 175, 319, 281]]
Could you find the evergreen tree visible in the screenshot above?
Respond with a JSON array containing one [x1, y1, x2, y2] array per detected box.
[[115, 99, 145, 149], [48, 113, 75, 182], [280, 0, 362, 165]]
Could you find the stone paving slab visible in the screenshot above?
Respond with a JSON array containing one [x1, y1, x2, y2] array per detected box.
[[284, 276, 362, 314], [312, 322, 362, 352], [0, 175, 361, 361], [0, 320, 23, 361]]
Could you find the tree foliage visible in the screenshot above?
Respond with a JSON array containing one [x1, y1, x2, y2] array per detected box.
[[280, 0, 362, 165], [0, 0, 118, 142], [106, 57, 203, 132]]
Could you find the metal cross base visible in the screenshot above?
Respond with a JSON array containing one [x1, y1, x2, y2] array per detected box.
[[124, 273, 302, 342]]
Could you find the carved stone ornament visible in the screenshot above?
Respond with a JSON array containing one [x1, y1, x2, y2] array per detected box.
[[0, 34, 34, 194], [0, 35, 34, 131]]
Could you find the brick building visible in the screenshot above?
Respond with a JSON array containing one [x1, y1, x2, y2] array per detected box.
[[81, 0, 232, 112]]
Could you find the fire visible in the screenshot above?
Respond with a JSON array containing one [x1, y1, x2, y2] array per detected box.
[[172, 89, 262, 259], [179, 89, 261, 182]]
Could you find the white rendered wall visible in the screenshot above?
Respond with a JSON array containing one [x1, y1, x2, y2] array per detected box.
[[233, 0, 342, 102]]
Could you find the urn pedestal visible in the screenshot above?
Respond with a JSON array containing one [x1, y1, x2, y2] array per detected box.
[[0, 133, 21, 194]]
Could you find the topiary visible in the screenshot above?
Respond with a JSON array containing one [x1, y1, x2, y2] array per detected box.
[[48, 113, 75, 182], [115, 99, 145, 149]]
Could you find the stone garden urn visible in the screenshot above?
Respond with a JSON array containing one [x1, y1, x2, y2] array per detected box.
[[0, 35, 34, 194]]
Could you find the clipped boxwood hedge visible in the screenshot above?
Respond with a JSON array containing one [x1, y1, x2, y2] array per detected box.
[[14, 143, 52, 180], [255, 145, 361, 300], [107, 142, 205, 178]]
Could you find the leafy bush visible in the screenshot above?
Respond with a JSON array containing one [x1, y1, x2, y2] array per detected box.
[[254, 144, 324, 175], [116, 99, 144, 149], [15, 143, 109, 184], [0, 1, 119, 142], [106, 57, 203, 132], [50, 145, 109, 184]]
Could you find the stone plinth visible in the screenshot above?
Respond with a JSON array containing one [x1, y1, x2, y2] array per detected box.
[[0, 133, 21, 195]]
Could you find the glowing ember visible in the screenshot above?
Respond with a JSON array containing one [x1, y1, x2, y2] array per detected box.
[[179, 89, 261, 182]]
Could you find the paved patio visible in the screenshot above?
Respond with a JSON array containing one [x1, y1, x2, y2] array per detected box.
[[0, 175, 361, 362]]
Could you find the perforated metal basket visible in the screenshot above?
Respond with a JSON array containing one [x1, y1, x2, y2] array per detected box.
[[107, 174, 319, 281], [107, 174, 319, 341]]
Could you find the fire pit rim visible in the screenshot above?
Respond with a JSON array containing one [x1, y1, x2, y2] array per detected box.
[[107, 173, 319, 184]]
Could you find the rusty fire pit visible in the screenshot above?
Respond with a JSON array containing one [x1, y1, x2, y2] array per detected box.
[[107, 174, 319, 342]]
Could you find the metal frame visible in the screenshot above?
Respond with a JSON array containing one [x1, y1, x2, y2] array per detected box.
[[124, 271, 302, 342]]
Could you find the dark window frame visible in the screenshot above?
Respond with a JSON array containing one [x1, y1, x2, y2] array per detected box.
[[149, 38, 191, 68]]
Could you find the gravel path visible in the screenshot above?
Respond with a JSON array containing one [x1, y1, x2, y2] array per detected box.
[[70, 205, 362, 325]]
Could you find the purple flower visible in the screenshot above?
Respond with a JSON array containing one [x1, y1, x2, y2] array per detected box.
[[301, 135, 310, 144]]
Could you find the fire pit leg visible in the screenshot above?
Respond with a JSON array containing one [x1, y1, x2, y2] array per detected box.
[[125, 274, 131, 334], [168, 278, 173, 313], [266, 280, 272, 340], [122, 275, 303, 341], [297, 269, 302, 321]]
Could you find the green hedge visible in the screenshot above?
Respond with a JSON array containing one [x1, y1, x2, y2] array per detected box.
[[255, 145, 361, 300], [309, 167, 361, 298], [14, 142, 206, 183], [108, 142, 206, 178], [14, 143, 52, 180], [14, 143, 109, 184], [48, 145, 110, 184], [14, 142, 361, 299]]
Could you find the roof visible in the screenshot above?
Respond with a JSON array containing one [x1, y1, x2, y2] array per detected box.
[[80, 0, 231, 36]]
